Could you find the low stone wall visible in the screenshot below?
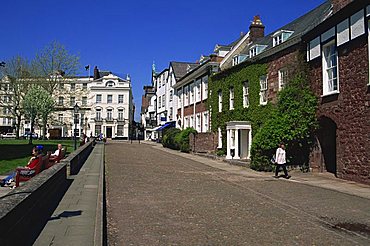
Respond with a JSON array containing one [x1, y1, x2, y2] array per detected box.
[[68, 140, 94, 175], [0, 141, 94, 245], [189, 132, 218, 153]]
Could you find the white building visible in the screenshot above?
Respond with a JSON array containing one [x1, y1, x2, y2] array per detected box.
[[0, 66, 134, 140]]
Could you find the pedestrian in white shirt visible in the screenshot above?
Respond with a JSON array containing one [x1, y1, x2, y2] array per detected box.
[[274, 143, 291, 179]]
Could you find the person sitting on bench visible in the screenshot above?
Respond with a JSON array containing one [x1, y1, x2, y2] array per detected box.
[[51, 144, 63, 157], [0, 146, 42, 187]]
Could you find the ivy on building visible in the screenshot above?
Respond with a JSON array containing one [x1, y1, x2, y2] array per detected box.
[[208, 60, 318, 171], [208, 62, 273, 152]]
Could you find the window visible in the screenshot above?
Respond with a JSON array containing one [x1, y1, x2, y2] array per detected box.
[[322, 41, 339, 95], [107, 109, 113, 120], [178, 89, 182, 106], [273, 31, 293, 47], [58, 114, 63, 124], [82, 96, 87, 106], [83, 83, 87, 89], [218, 91, 223, 112], [95, 125, 101, 136], [106, 81, 115, 87], [232, 55, 239, 66], [96, 94, 102, 103], [278, 69, 288, 90], [169, 107, 173, 120], [162, 95, 165, 108], [273, 35, 283, 46], [59, 83, 64, 90], [117, 125, 124, 136], [202, 76, 208, 100], [229, 87, 234, 110], [169, 90, 173, 102], [71, 83, 75, 90], [118, 109, 124, 120], [218, 127, 222, 148], [190, 116, 194, 128], [58, 97, 64, 106], [190, 83, 194, 104], [249, 45, 267, 58], [196, 80, 201, 102], [107, 95, 113, 103], [203, 112, 209, 132], [259, 75, 268, 105], [96, 109, 102, 120], [118, 95, 124, 103], [70, 97, 75, 106], [243, 81, 249, 108], [185, 86, 189, 106], [196, 114, 201, 132], [158, 96, 161, 108]]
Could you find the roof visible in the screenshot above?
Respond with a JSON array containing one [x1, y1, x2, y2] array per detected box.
[[170, 61, 199, 79], [240, 1, 332, 56]]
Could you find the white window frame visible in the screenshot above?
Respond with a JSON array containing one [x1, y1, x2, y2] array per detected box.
[[107, 95, 113, 104], [178, 89, 182, 108], [158, 96, 161, 108], [232, 55, 239, 66], [185, 86, 189, 107], [196, 113, 201, 132], [82, 96, 87, 106], [190, 116, 194, 128], [190, 83, 194, 104], [229, 87, 234, 110], [96, 94, 102, 103], [278, 68, 288, 90], [118, 95, 124, 103], [259, 75, 268, 105], [322, 41, 339, 96], [196, 80, 201, 102], [202, 76, 208, 100], [273, 35, 283, 46], [243, 82, 249, 108], [218, 91, 223, 112], [96, 109, 102, 120], [118, 109, 124, 121], [169, 90, 173, 102], [107, 109, 113, 121], [203, 112, 209, 132]]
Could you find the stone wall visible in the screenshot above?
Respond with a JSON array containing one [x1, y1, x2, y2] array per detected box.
[[308, 35, 370, 184], [189, 132, 218, 153]]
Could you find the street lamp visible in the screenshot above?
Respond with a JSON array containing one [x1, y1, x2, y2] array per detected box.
[[73, 103, 80, 150]]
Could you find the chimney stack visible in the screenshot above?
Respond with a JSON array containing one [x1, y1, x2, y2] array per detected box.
[[249, 15, 265, 41], [93, 66, 100, 80], [331, 0, 353, 13]]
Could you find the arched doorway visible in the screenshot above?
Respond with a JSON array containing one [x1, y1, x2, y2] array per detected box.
[[317, 116, 337, 175]]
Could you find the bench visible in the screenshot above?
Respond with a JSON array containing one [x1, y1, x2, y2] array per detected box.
[[15, 154, 50, 187], [46, 147, 67, 169]]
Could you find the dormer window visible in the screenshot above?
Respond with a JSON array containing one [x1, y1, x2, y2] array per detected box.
[[249, 45, 267, 58], [232, 54, 248, 66], [272, 30, 294, 47]]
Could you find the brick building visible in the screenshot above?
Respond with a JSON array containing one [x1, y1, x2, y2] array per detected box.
[[304, 0, 370, 184]]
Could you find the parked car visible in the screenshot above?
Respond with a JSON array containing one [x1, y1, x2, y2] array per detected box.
[[1, 133, 16, 139], [24, 132, 38, 139]]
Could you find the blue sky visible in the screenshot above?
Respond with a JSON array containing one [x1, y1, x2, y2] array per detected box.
[[1, 0, 325, 120]]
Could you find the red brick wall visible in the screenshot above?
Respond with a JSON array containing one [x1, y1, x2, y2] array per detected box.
[[184, 105, 193, 116], [195, 102, 207, 114], [266, 45, 301, 103], [308, 36, 370, 184], [189, 132, 218, 153], [331, 0, 353, 13]]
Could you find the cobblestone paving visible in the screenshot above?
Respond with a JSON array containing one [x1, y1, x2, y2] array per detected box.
[[106, 141, 370, 245]]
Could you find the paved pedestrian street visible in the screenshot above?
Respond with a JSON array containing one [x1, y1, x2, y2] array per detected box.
[[106, 142, 370, 245]]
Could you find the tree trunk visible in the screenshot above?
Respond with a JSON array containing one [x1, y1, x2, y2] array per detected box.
[[42, 119, 47, 140], [29, 120, 34, 145], [16, 115, 22, 139]]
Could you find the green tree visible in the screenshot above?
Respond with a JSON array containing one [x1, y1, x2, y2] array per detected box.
[[23, 85, 54, 143]]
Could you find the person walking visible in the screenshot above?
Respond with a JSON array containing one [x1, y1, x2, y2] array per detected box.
[[274, 143, 291, 179]]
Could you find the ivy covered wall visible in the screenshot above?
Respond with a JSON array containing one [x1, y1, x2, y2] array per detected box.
[[208, 62, 274, 151]]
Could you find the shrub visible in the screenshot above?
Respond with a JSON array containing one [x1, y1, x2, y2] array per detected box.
[[162, 128, 181, 150], [250, 75, 318, 171], [174, 127, 197, 153]]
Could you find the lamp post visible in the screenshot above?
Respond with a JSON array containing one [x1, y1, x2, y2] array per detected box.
[[73, 103, 80, 150]]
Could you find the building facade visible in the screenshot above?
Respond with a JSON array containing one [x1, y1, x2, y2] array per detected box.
[[304, 0, 370, 184]]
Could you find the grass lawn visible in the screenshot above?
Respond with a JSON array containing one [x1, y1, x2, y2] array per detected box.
[[0, 139, 74, 175]]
